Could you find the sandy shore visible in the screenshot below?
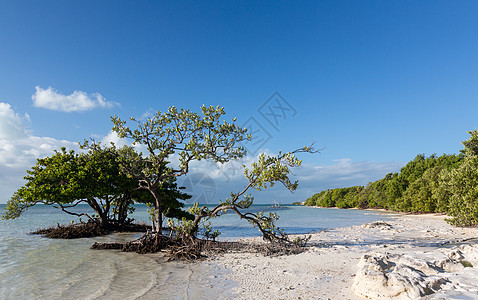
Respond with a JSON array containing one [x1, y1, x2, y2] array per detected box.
[[199, 212, 478, 299]]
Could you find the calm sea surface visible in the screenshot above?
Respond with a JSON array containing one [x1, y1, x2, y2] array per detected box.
[[0, 204, 392, 299]]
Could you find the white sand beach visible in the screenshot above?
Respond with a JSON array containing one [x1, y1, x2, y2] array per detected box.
[[200, 213, 478, 299]]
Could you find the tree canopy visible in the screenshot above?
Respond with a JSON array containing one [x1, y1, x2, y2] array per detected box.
[[304, 130, 478, 227], [3, 146, 139, 225], [441, 130, 478, 225], [2, 145, 191, 230], [103, 105, 250, 236]]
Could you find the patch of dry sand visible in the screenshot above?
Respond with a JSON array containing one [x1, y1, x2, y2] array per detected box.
[[201, 213, 478, 299]]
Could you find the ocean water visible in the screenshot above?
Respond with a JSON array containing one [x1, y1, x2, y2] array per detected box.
[[0, 204, 392, 299]]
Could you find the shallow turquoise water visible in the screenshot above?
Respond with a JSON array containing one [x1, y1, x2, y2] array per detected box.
[[0, 204, 392, 299]]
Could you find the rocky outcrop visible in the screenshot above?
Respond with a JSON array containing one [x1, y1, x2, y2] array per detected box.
[[352, 245, 478, 299]]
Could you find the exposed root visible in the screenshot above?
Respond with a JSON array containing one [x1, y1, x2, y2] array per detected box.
[[31, 221, 151, 239], [90, 242, 124, 250], [91, 233, 172, 253], [90, 234, 307, 261], [168, 243, 205, 261], [32, 222, 109, 238]]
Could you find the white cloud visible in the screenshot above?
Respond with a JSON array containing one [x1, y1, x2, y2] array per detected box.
[[0, 102, 78, 202], [298, 158, 398, 182], [32, 86, 119, 112], [179, 151, 272, 181], [100, 130, 149, 155], [176, 155, 404, 204], [0, 103, 30, 139], [295, 158, 404, 199], [101, 131, 129, 148], [0, 136, 78, 199], [138, 108, 156, 121]]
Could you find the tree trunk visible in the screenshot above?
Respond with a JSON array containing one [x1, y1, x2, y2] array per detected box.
[[116, 196, 130, 225], [151, 189, 163, 237], [156, 200, 163, 234], [88, 198, 109, 226]]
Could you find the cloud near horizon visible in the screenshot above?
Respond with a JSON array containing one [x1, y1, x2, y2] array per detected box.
[[0, 104, 404, 205], [0, 102, 78, 201], [294, 158, 404, 199], [32, 86, 119, 112], [176, 154, 404, 204], [0, 102, 30, 139]]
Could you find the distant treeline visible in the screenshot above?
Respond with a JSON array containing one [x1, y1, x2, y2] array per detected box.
[[305, 130, 478, 226]]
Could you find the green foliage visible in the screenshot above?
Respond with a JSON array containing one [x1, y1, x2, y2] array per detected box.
[[167, 203, 220, 240], [2, 147, 140, 224], [201, 221, 220, 241], [305, 186, 363, 208], [380, 154, 461, 210], [184, 147, 316, 244], [442, 156, 478, 226], [243, 151, 303, 191], [303, 149, 467, 220], [293, 235, 312, 247], [399, 166, 444, 212], [111, 105, 249, 177], [108, 105, 249, 234], [434, 168, 454, 213], [440, 130, 478, 226], [1, 145, 191, 228], [155, 181, 193, 220], [461, 129, 478, 156], [357, 177, 390, 208], [167, 217, 196, 238], [303, 196, 316, 206], [248, 211, 288, 242]]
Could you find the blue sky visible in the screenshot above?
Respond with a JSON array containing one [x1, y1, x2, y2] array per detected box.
[[0, 1, 477, 204]]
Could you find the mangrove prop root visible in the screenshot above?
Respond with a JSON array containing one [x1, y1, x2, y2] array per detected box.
[[91, 242, 124, 250], [31, 222, 151, 239], [90, 234, 307, 260]]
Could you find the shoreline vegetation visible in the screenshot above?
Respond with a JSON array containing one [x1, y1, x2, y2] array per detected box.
[[303, 130, 478, 227]]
